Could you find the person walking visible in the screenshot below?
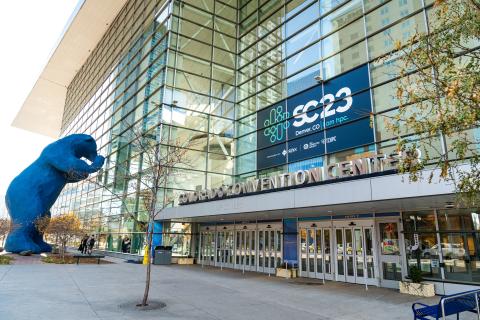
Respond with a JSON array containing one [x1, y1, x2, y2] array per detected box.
[[87, 234, 96, 255], [121, 236, 131, 253], [79, 234, 89, 254]]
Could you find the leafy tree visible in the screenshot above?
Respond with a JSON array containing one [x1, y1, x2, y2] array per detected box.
[[36, 212, 84, 261], [381, 0, 480, 205]]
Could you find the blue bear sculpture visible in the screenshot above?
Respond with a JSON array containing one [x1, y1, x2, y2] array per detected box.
[[4, 134, 105, 254]]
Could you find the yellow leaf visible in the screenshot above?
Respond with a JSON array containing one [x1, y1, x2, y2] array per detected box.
[[394, 40, 402, 50]]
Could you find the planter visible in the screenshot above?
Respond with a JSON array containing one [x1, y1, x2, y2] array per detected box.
[[177, 257, 194, 265], [399, 281, 435, 297], [276, 268, 297, 278]]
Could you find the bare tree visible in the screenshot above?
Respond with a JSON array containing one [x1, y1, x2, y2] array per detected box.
[[0, 218, 17, 248], [70, 120, 193, 307], [36, 212, 84, 261]]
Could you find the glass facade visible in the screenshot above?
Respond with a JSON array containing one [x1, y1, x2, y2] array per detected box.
[[404, 209, 480, 284], [53, 0, 450, 256]]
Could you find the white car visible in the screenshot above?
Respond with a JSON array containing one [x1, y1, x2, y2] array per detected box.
[[423, 243, 465, 259]]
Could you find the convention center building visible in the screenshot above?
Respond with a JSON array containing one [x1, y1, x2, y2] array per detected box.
[[14, 0, 480, 293]]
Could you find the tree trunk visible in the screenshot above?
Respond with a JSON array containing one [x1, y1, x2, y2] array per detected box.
[[140, 227, 153, 306], [62, 241, 67, 262]]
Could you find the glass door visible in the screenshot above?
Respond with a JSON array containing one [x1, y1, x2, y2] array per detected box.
[[235, 230, 256, 272], [258, 228, 282, 274], [378, 221, 403, 288], [299, 227, 333, 280], [335, 228, 346, 281], [336, 226, 376, 285]]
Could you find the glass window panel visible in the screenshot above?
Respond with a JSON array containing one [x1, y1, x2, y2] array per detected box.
[[368, 13, 426, 59], [207, 173, 233, 188], [238, 62, 256, 84], [286, 2, 319, 38], [238, 46, 254, 68], [176, 3, 213, 27], [286, 43, 321, 76], [321, 0, 349, 15], [365, 0, 423, 35], [404, 232, 442, 279], [215, 2, 236, 21], [170, 107, 208, 131], [215, 16, 236, 37], [322, 41, 367, 79], [286, 0, 315, 19], [173, 53, 211, 78], [237, 96, 257, 119], [213, 47, 236, 69], [208, 154, 234, 174], [172, 17, 212, 43], [214, 32, 236, 52], [236, 113, 257, 136], [210, 116, 234, 136], [258, 4, 285, 37], [257, 64, 285, 91], [372, 80, 400, 113], [168, 126, 207, 150], [438, 209, 480, 231], [237, 132, 257, 155], [174, 148, 207, 171], [321, 0, 363, 35], [167, 168, 206, 190], [210, 98, 235, 119], [211, 79, 235, 101], [238, 78, 256, 101], [322, 19, 364, 58], [286, 24, 320, 57], [168, 87, 211, 113], [209, 134, 233, 155], [257, 82, 286, 108], [236, 152, 256, 174], [176, 36, 212, 61], [183, 0, 213, 12], [258, 26, 284, 55], [379, 223, 400, 255], [174, 71, 210, 96], [212, 64, 235, 85], [258, 44, 284, 73], [286, 64, 319, 96]]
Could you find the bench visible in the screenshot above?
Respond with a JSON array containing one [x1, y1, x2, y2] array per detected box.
[[412, 289, 480, 319], [72, 254, 105, 265]]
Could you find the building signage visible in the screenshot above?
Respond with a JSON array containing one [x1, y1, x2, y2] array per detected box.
[[256, 64, 373, 170], [179, 151, 419, 205]]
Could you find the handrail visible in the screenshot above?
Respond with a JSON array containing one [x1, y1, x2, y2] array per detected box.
[[440, 289, 480, 320]]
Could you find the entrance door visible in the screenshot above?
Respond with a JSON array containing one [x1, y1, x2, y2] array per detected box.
[[299, 227, 333, 280], [216, 229, 234, 268], [199, 231, 216, 266], [235, 230, 256, 271], [335, 226, 376, 285], [258, 229, 282, 274], [378, 221, 403, 288]]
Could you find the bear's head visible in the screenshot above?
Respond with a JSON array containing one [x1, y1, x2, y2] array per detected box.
[[63, 134, 99, 161]]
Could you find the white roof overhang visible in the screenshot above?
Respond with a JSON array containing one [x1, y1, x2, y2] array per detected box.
[[12, 0, 127, 137]]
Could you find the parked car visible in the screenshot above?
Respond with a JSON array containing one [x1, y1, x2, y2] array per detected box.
[[422, 243, 465, 259]]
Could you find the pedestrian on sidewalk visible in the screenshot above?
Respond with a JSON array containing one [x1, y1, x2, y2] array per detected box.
[[79, 234, 89, 254], [87, 234, 96, 255]]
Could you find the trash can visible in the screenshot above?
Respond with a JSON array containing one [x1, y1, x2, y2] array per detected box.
[[153, 246, 172, 265]]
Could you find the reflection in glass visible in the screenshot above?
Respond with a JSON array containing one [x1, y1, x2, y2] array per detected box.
[[301, 229, 307, 272], [336, 229, 344, 276]]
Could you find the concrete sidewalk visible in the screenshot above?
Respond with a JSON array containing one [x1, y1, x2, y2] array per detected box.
[[0, 259, 470, 320]]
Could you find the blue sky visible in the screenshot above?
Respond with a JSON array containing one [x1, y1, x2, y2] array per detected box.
[[0, 1, 78, 216]]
